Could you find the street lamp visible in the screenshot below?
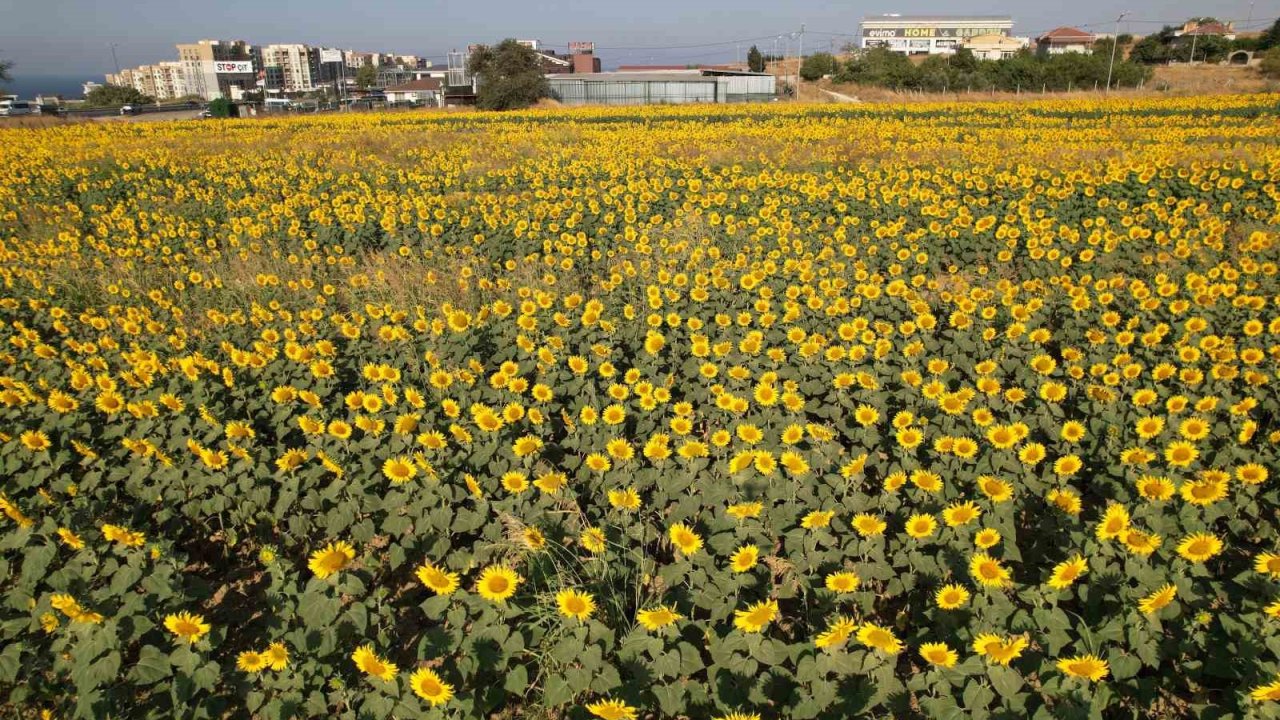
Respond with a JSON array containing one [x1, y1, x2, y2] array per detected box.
[[1105, 12, 1127, 91]]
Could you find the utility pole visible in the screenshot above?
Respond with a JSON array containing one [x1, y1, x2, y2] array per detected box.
[[1189, 30, 1198, 65], [110, 43, 121, 75], [796, 24, 805, 102], [1106, 12, 1127, 91]]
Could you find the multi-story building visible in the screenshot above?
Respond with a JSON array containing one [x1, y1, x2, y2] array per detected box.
[[860, 15, 1015, 55], [176, 39, 257, 100], [261, 44, 317, 93], [106, 62, 190, 100]]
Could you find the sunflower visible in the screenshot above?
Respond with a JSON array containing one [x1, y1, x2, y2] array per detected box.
[[733, 599, 779, 633], [852, 513, 887, 536], [607, 488, 641, 511], [410, 667, 454, 706], [375, 443, 419, 474], [263, 642, 289, 670], [415, 561, 460, 596], [1047, 555, 1088, 590], [585, 699, 638, 720], [972, 633, 1027, 665], [1255, 552, 1280, 579], [19, 430, 50, 451], [476, 566, 522, 603], [351, 645, 397, 681], [636, 605, 682, 631], [1095, 504, 1130, 541], [163, 612, 211, 644], [814, 616, 858, 649], [969, 553, 1011, 588], [729, 544, 759, 573], [668, 523, 703, 556], [713, 713, 762, 720], [1136, 584, 1177, 614], [1251, 676, 1280, 702], [556, 589, 596, 621], [580, 527, 607, 553], [1057, 654, 1109, 681], [905, 513, 938, 539], [308, 541, 355, 579], [825, 571, 861, 593], [857, 623, 903, 654], [919, 642, 959, 668], [935, 584, 970, 609], [1176, 532, 1223, 563], [237, 651, 267, 673], [942, 501, 980, 527]]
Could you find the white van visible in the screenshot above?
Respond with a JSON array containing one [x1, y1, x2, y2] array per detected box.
[[0, 100, 35, 116]]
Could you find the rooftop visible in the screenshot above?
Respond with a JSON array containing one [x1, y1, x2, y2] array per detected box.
[[549, 72, 720, 83], [861, 15, 1013, 23], [1037, 27, 1097, 42]]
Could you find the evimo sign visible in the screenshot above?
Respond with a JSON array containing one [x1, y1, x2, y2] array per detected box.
[[212, 61, 253, 74]]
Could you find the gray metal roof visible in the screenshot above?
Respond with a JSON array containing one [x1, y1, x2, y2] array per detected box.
[[548, 72, 720, 83], [861, 15, 1013, 23]]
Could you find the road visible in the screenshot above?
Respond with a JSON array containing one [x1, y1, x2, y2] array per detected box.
[[820, 89, 861, 103], [92, 109, 204, 123]]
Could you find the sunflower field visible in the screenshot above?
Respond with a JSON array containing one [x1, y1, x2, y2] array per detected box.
[[1, 95, 1279, 719]]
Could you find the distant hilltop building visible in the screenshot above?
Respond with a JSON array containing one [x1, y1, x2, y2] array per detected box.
[[860, 15, 1014, 55]]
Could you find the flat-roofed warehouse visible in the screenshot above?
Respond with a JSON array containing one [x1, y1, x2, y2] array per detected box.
[[547, 70, 774, 106], [860, 15, 1014, 55]]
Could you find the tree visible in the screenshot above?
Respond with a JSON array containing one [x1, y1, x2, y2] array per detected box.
[[84, 84, 155, 107], [207, 97, 232, 118], [747, 45, 765, 73], [1259, 19, 1280, 50], [799, 52, 837, 81], [1260, 47, 1280, 79], [1129, 33, 1171, 64], [468, 39, 550, 111], [355, 63, 377, 90], [0, 52, 12, 86]]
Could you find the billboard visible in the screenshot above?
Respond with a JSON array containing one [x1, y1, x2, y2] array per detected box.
[[213, 60, 253, 74], [568, 41, 595, 53], [319, 49, 343, 63], [861, 25, 1010, 38]]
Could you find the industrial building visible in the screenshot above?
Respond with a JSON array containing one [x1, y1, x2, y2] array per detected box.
[[860, 15, 1015, 55], [546, 70, 773, 106]]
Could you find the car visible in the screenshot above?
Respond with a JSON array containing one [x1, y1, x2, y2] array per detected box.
[[0, 100, 35, 116], [198, 110, 213, 119], [120, 104, 141, 115]]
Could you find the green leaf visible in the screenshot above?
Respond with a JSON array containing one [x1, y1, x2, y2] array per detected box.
[[131, 645, 172, 685], [504, 664, 529, 694], [987, 666, 1023, 699], [542, 675, 573, 707]]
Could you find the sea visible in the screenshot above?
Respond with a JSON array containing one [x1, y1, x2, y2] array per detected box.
[[3, 75, 101, 100]]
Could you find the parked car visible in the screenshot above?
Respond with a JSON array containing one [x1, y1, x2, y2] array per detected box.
[[0, 100, 35, 116], [120, 104, 142, 116]]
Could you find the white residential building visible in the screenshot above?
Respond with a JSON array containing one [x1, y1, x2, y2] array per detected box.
[[262, 44, 317, 93]]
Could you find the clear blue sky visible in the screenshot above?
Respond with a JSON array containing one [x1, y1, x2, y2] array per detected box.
[[2, 0, 1272, 78]]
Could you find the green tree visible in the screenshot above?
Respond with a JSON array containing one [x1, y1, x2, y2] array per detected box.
[[1129, 33, 1171, 64], [207, 97, 232, 118], [1258, 19, 1280, 50], [0, 52, 12, 86], [468, 39, 550, 111], [355, 63, 377, 90], [84, 84, 155, 107], [747, 45, 765, 73], [1260, 47, 1280, 78], [799, 52, 837, 81]]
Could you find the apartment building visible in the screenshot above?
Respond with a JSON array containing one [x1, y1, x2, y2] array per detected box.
[[176, 39, 257, 100], [105, 62, 190, 100], [261, 44, 318, 93]]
